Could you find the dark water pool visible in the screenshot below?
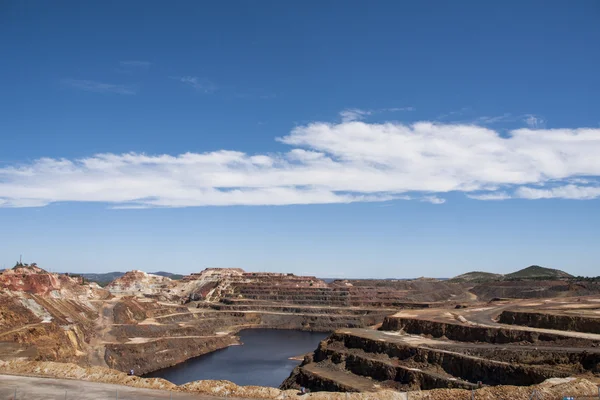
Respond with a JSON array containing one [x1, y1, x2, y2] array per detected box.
[[143, 329, 327, 387]]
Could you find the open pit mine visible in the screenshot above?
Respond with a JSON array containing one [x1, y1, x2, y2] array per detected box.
[[1, 264, 600, 399]]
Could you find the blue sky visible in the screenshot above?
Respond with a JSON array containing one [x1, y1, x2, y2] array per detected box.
[[1, 1, 599, 278]]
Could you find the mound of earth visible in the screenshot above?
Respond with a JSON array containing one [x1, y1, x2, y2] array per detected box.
[[450, 271, 503, 282], [105, 270, 174, 296]]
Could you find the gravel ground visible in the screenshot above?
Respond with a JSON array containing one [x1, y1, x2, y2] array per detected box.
[[0, 375, 244, 400]]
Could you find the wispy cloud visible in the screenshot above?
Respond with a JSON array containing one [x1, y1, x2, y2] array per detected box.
[[516, 185, 600, 200], [421, 196, 446, 204], [119, 60, 151, 68], [340, 108, 372, 122], [385, 107, 415, 112], [524, 114, 546, 129], [436, 110, 545, 128], [466, 192, 512, 201], [340, 106, 414, 122], [173, 76, 275, 99], [61, 79, 136, 95], [1, 116, 600, 208], [173, 76, 218, 93], [436, 107, 471, 121], [471, 113, 517, 125]]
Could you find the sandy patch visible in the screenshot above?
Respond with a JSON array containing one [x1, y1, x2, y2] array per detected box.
[[127, 337, 155, 344], [465, 307, 494, 312]]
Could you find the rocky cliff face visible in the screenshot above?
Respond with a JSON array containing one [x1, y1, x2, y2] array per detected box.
[[105, 270, 174, 297], [0, 266, 110, 365], [281, 328, 581, 393], [283, 298, 600, 394], [105, 335, 237, 374], [499, 310, 600, 334], [0, 265, 109, 299], [380, 316, 600, 346]]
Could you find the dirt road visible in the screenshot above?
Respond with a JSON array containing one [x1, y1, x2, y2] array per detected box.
[[0, 375, 246, 400]]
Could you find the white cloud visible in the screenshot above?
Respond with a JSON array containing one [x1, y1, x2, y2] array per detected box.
[[466, 192, 512, 201], [61, 79, 136, 95], [1, 120, 600, 208], [515, 185, 600, 200]]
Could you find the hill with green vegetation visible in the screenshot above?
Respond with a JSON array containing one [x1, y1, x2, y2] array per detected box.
[[504, 265, 572, 280], [451, 265, 572, 282], [76, 272, 125, 287]]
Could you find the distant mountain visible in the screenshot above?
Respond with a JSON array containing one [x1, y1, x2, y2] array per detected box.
[[76, 272, 125, 287], [504, 265, 572, 280], [152, 271, 184, 280], [73, 271, 184, 287], [450, 271, 503, 282]]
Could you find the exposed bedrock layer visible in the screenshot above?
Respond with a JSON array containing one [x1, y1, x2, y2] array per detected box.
[[281, 330, 574, 393], [0, 292, 98, 364], [226, 284, 442, 308], [499, 310, 600, 334], [460, 347, 600, 374], [110, 323, 221, 340], [197, 310, 387, 332], [104, 335, 236, 375], [250, 311, 385, 331], [203, 302, 397, 316], [104, 309, 386, 374], [381, 317, 600, 347]]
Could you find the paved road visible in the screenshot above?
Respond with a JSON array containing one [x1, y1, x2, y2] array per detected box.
[[0, 375, 246, 400]]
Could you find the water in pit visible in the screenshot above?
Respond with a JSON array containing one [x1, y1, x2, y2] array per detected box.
[[143, 329, 328, 387]]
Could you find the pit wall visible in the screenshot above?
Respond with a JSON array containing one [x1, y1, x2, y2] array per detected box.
[[381, 317, 600, 347], [203, 303, 394, 316], [105, 335, 236, 375], [499, 310, 600, 335], [314, 332, 568, 387], [312, 347, 477, 390], [105, 312, 385, 375], [283, 365, 366, 393], [461, 347, 600, 375]]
